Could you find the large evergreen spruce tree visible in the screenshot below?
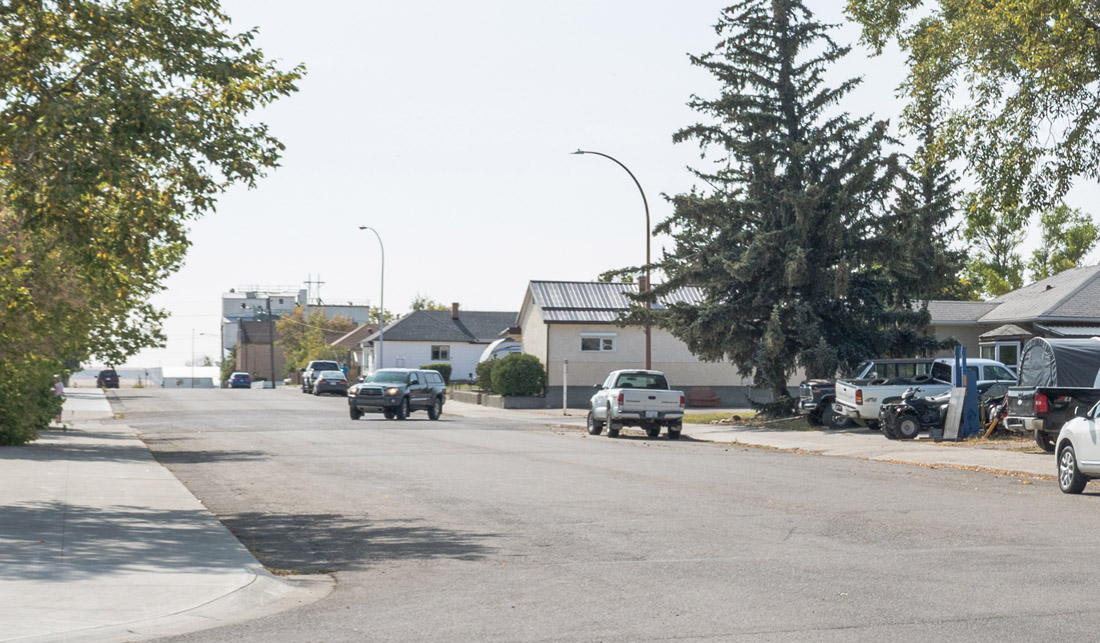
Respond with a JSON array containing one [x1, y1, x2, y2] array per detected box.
[[643, 1, 945, 408]]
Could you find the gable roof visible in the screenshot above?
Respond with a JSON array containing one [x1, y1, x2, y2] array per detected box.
[[361, 310, 517, 344], [527, 281, 705, 323], [931, 264, 1100, 325], [330, 323, 378, 349]]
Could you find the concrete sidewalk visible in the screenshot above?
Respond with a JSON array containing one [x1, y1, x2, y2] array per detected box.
[[0, 390, 331, 642], [444, 400, 1058, 479]]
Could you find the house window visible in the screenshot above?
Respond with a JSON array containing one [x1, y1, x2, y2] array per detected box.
[[431, 345, 450, 361], [580, 333, 616, 352], [979, 341, 1021, 372]]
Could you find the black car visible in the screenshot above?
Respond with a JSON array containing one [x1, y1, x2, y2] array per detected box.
[[348, 368, 446, 421], [96, 369, 119, 389], [312, 370, 349, 396]]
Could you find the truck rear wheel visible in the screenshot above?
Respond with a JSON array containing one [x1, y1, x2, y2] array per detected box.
[[667, 420, 682, 440], [1035, 430, 1055, 453], [606, 406, 621, 437], [587, 410, 604, 435], [644, 422, 660, 438]]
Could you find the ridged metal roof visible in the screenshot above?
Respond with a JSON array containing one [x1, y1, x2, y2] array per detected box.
[[529, 281, 704, 323]]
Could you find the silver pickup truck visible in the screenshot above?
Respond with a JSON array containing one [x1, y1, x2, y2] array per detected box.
[[834, 358, 1016, 429], [587, 369, 685, 439]]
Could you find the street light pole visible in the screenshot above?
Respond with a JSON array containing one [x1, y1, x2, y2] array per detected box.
[[191, 330, 214, 388], [266, 297, 275, 387], [572, 149, 652, 370], [359, 226, 385, 372]]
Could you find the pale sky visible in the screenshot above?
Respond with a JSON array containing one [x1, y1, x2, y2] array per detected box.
[[120, 1, 1099, 369]]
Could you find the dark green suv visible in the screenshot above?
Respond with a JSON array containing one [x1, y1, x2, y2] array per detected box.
[[348, 368, 446, 421]]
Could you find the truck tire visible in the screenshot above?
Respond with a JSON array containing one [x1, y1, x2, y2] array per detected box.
[[644, 423, 660, 438], [396, 397, 410, 421], [806, 407, 824, 426], [667, 420, 682, 440], [1035, 430, 1055, 453], [822, 403, 851, 430], [865, 420, 881, 431], [384, 410, 395, 420], [606, 405, 621, 437], [587, 410, 604, 435], [349, 406, 362, 421], [427, 397, 442, 420]]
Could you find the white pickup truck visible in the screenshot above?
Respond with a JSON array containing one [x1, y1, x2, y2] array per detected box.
[[587, 369, 685, 439], [833, 358, 1016, 429]]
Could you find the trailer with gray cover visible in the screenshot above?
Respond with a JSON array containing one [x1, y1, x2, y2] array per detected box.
[[1005, 337, 1100, 452]]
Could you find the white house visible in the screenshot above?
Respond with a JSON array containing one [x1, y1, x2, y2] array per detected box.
[[517, 281, 758, 407], [359, 304, 517, 382]]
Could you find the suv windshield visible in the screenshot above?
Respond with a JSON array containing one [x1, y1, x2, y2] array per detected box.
[[365, 370, 410, 384], [311, 361, 339, 371]]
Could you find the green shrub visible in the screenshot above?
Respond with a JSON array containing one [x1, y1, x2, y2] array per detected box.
[[475, 360, 495, 391], [421, 363, 452, 383], [0, 356, 62, 446], [490, 353, 545, 396]]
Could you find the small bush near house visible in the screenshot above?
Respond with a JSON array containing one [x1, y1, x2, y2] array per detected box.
[[475, 360, 495, 391], [421, 363, 452, 383], [490, 353, 545, 396]]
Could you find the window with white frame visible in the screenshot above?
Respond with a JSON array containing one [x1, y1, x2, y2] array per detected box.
[[431, 345, 450, 361], [980, 341, 1021, 371], [580, 333, 616, 352]]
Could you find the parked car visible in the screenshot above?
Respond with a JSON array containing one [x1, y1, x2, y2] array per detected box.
[[347, 368, 446, 420], [301, 360, 341, 393], [1005, 337, 1100, 452], [833, 358, 1016, 429], [228, 372, 252, 389], [96, 369, 119, 389], [587, 369, 685, 439], [1056, 401, 1100, 493], [312, 370, 349, 396], [799, 358, 934, 429]]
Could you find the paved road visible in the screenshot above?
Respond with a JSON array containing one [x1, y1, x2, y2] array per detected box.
[[109, 389, 1100, 642]]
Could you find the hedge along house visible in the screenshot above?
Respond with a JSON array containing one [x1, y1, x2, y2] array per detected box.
[[926, 264, 1100, 373], [357, 305, 518, 381], [516, 281, 758, 408]]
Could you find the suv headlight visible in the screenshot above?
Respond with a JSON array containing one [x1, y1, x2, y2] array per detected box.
[[385, 387, 400, 396], [348, 384, 360, 395]]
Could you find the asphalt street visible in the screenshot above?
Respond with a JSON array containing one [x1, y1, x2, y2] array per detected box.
[[95, 388, 1100, 643]]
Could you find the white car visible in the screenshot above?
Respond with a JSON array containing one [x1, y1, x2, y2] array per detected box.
[[1056, 402, 1100, 493]]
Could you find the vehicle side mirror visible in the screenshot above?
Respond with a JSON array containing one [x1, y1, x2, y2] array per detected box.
[[1076, 405, 1090, 419], [593, 384, 602, 390]]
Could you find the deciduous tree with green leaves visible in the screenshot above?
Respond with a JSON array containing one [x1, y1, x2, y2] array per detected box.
[[0, 0, 302, 444], [275, 307, 357, 373], [634, 0, 948, 410], [846, 0, 1100, 211], [1028, 204, 1100, 281], [959, 194, 1027, 299]]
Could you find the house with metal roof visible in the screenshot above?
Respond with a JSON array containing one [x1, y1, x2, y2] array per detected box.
[[928, 264, 1100, 372], [358, 304, 517, 381], [518, 280, 755, 407]]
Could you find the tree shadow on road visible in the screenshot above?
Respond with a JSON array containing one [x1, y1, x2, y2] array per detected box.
[[220, 512, 498, 573]]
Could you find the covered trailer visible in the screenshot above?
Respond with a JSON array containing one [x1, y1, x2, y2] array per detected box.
[[1006, 337, 1100, 451]]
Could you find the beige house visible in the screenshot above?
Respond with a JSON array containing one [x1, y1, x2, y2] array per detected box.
[[517, 281, 757, 407], [928, 264, 1100, 372]]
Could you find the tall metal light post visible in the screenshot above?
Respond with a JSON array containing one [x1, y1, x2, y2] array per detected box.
[[359, 226, 385, 372], [572, 149, 652, 370]]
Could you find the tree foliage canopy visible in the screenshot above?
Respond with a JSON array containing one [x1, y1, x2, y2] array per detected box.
[[275, 307, 357, 373], [0, 0, 302, 444], [846, 0, 1100, 210], [633, 0, 951, 405]]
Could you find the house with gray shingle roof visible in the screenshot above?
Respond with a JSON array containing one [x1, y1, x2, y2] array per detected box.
[[518, 280, 757, 408], [928, 264, 1100, 371], [357, 305, 517, 381]]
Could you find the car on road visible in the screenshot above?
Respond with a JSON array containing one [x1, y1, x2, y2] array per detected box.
[[1056, 401, 1100, 493], [301, 360, 341, 393], [587, 369, 685, 439], [228, 372, 252, 389], [347, 368, 446, 421], [96, 369, 119, 389], [313, 370, 349, 396]]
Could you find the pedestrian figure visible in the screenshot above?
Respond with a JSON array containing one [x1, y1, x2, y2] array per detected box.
[[52, 375, 65, 426]]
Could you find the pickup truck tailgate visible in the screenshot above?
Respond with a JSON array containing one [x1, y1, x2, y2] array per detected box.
[[621, 390, 682, 414]]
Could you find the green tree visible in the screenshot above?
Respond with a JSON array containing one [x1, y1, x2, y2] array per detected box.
[[410, 294, 448, 311], [636, 1, 943, 409], [960, 194, 1027, 299], [276, 307, 357, 373], [1029, 205, 1100, 281], [0, 0, 301, 443], [219, 344, 238, 385], [847, 0, 1100, 211], [490, 353, 545, 396]]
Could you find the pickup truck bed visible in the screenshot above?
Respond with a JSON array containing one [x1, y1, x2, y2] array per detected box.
[[1005, 386, 1100, 451]]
